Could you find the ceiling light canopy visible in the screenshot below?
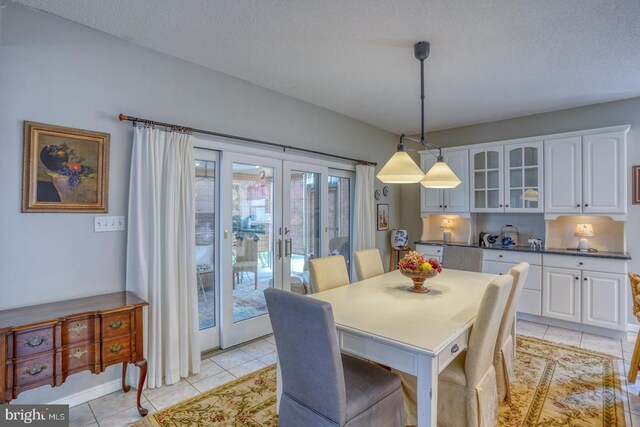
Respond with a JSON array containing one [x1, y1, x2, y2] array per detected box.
[[377, 42, 461, 189]]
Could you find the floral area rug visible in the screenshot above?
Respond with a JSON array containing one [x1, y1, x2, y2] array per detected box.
[[498, 336, 625, 426], [132, 336, 625, 426]]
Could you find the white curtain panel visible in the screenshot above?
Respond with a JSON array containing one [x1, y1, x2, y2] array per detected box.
[[354, 164, 376, 252], [126, 125, 200, 389]]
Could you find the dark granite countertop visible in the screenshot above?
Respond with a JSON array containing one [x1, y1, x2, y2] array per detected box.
[[414, 240, 631, 260]]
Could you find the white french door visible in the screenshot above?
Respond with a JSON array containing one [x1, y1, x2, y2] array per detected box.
[[194, 149, 220, 351], [197, 146, 351, 349], [282, 162, 329, 294]]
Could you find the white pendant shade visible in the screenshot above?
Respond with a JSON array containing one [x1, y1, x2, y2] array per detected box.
[[420, 159, 461, 188], [376, 151, 425, 183]]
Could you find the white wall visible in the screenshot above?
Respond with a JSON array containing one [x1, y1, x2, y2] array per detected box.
[[0, 2, 399, 404], [401, 96, 640, 301]]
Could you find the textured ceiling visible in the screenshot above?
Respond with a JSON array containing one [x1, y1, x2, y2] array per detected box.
[[14, 0, 640, 133]]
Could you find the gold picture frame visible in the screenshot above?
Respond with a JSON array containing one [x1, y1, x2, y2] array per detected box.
[[22, 121, 110, 213], [633, 165, 640, 205]]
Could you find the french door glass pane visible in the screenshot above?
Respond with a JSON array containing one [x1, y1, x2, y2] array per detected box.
[[232, 163, 274, 323], [289, 171, 321, 292], [328, 176, 351, 273], [195, 159, 216, 330]]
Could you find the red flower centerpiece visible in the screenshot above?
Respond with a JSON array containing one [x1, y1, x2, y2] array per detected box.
[[398, 251, 443, 293]]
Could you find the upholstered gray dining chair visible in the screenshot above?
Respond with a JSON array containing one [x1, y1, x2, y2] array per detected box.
[[441, 245, 484, 272], [264, 288, 405, 427]]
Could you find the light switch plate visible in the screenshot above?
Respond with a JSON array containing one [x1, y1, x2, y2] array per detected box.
[[94, 216, 126, 232]]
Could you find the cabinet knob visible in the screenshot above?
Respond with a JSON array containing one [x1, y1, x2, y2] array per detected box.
[[584, 278, 588, 281], [444, 205, 448, 208], [439, 205, 443, 208], [579, 262, 583, 265], [505, 204, 509, 207], [576, 204, 580, 207], [451, 344, 459, 354], [499, 204, 503, 207], [499, 255, 503, 258], [575, 276, 579, 280], [585, 204, 589, 207]]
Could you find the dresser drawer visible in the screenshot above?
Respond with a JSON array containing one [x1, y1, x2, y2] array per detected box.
[[101, 311, 132, 339], [482, 261, 541, 291], [102, 336, 132, 364], [543, 254, 626, 274], [438, 331, 468, 373], [62, 316, 93, 345], [416, 244, 444, 258], [14, 353, 54, 387], [63, 343, 95, 373], [14, 326, 54, 358], [483, 250, 542, 265]]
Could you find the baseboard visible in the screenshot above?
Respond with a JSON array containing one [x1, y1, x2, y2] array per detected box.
[[628, 323, 639, 333], [516, 313, 629, 339], [48, 379, 122, 407]]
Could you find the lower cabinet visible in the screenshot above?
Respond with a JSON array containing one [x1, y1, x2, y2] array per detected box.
[[542, 267, 581, 323], [482, 251, 542, 316], [582, 271, 626, 330], [542, 266, 626, 331]]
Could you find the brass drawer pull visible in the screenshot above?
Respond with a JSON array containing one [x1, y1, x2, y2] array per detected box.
[[25, 364, 46, 376], [108, 320, 123, 330], [69, 348, 88, 360], [69, 322, 87, 335], [25, 336, 46, 348], [109, 343, 124, 354]]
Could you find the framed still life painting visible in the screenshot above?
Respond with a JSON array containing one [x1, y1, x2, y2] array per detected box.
[[22, 121, 110, 213], [377, 204, 389, 231]]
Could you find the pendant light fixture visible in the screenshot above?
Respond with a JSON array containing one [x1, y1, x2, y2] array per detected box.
[[377, 42, 461, 189]]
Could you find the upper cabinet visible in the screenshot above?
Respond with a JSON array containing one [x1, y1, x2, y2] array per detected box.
[[545, 130, 626, 215], [469, 141, 542, 213], [420, 149, 469, 214], [470, 147, 504, 212], [504, 141, 543, 213]]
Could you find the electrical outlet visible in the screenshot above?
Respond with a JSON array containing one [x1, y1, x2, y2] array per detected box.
[[94, 216, 126, 232]]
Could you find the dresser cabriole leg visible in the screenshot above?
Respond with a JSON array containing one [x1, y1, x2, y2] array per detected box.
[[122, 362, 131, 393], [135, 359, 148, 416]]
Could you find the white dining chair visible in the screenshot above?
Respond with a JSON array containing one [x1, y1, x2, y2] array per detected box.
[[354, 248, 385, 281], [308, 255, 350, 293], [494, 262, 529, 402], [397, 274, 514, 426]]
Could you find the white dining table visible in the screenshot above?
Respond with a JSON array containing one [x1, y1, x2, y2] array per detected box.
[[276, 268, 498, 427]]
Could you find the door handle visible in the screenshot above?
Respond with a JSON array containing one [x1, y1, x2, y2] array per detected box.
[[277, 239, 283, 260], [285, 239, 292, 257]]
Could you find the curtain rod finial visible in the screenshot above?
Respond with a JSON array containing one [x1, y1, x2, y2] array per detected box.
[[119, 113, 128, 121]]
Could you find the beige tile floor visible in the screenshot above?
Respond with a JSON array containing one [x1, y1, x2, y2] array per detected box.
[[69, 322, 640, 426]]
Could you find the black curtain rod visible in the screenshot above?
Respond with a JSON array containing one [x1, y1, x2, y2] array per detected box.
[[118, 114, 377, 166]]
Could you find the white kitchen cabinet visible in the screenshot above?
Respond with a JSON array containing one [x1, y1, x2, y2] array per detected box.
[[545, 131, 627, 215], [542, 267, 581, 323], [420, 155, 442, 213], [583, 131, 626, 214], [504, 140, 543, 213], [420, 149, 469, 214], [582, 271, 626, 330], [544, 136, 582, 214], [470, 147, 503, 212], [481, 250, 542, 315], [415, 244, 443, 261]]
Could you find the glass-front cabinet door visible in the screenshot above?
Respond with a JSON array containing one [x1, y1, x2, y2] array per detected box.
[[470, 147, 504, 212], [504, 141, 543, 212]]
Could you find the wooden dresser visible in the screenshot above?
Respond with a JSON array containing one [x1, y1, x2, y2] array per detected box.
[[0, 291, 149, 416]]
